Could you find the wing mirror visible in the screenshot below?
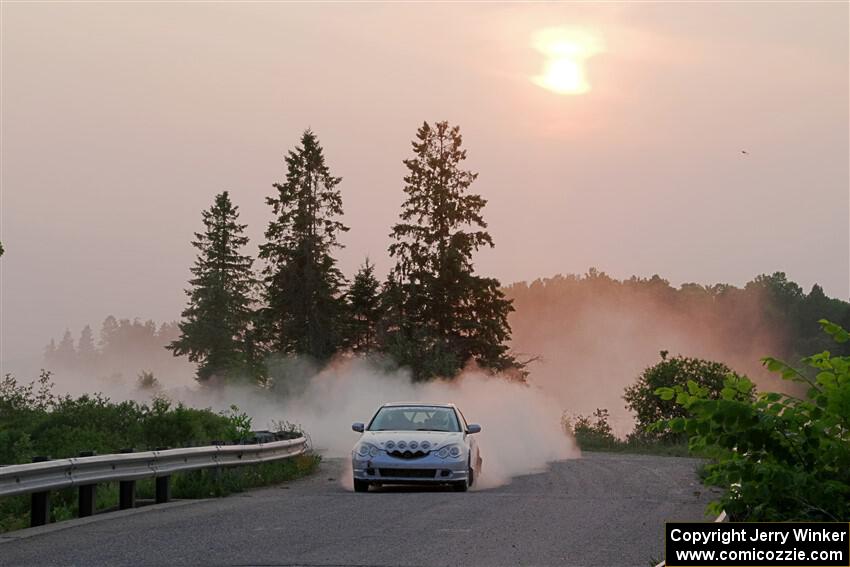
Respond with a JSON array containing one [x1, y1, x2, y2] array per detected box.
[[352, 422, 364, 433], [466, 424, 481, 434]]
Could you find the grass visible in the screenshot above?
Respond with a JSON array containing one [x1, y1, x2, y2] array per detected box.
[[566, 409, 700, 458], [578, 437, 692, 457], [0, 453, 320, 533], [574, 428, 696, 458]]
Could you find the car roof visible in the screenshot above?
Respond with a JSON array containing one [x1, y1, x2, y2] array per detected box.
[[380, 402, 456, 409]]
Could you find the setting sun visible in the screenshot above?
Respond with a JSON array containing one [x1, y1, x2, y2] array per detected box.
[[531, 27, 604, 95]]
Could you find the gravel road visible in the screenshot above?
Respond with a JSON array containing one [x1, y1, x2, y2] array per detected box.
[[0, 452, 717, 567]]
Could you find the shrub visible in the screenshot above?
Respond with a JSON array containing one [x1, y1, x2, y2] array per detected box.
[[0, 372, 252, 463], [0, 371, 320, 533], [566, 408, 618, 449], [624, 352, 752, 441], [654, 320, 850, 521]]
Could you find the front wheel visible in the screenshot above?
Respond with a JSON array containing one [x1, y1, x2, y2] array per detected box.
[[453, 462, 472, 492], [353, 478, 369, 493]]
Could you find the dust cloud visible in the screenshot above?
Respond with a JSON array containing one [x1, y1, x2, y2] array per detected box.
[[38, 355, 577, 489], [505, 274, 789, 436], [31, 274, 794, 488], [173, 357, 579, 490]]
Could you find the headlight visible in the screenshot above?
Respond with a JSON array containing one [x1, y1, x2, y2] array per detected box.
[[385, 441, 396, 450], [357, 443, 380, 458], [437, 445, 463, 459]]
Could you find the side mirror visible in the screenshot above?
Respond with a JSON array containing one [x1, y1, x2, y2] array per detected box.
[[352, 422, 364, 433], [466, 424, 481, 434]]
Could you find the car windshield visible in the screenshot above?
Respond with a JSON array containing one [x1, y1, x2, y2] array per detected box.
[[368, 406, 461, 432]]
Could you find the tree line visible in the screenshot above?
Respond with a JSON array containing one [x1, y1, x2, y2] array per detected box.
[[167, 121, 518, 385], [44, 317, 184, 383], [505, 269, 850, 367]]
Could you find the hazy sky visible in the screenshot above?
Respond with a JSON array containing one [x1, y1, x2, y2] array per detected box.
[[1, 2, 848, 370]]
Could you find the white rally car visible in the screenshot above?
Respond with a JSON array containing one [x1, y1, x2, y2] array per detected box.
[[351, 402, 482, 492]]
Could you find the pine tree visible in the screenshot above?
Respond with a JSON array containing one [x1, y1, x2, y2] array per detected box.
[[77, 325, 97, 367], [55, 330, 77, 368], [257, 130, 349, 363], [168, 191, 257, 383], [99, 315, 119, 350], [387, 121, 517, 380], [346, 259, 382, 353], [44, 339, 57, 367]]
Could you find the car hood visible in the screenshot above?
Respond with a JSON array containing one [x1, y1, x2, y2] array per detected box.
[[358, 430, 463, 450]]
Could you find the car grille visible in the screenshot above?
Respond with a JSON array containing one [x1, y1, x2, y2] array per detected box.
[[378, 468, 436, 479], [388, 450, 429, 460]]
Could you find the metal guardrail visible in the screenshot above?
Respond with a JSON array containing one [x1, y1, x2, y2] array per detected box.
[[0, 437, 308, 527]]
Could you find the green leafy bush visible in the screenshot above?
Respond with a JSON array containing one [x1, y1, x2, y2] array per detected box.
[[624, 352, 752, 441], [654, 320, 850, 521], [566, 408, 617, 448], [0, 372, 251, 463], [0, 371, 320, 533], [563, 408, 691, 456]]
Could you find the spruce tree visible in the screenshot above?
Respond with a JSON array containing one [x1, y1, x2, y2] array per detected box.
[[258, 130, 349, 362], [77, 325, 97, 367], [168, 191, 257, 383], [55, 330, 77, 368], [346, 259, 382, 353], [99, 315, 119, 350], [44, 339, 57, 367], [387, 121, 517, 380]]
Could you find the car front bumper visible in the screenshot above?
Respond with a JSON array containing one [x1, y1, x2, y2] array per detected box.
[[352, 452, 468, 484]]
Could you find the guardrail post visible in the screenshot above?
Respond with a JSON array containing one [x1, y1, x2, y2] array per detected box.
[[118, 448, 135, 510], [155, 476, 171, 503], [30, 456, 50, 527], [77, 451, 97, 517], [119, 480, 135, 509], [153, 447, 171, 504]]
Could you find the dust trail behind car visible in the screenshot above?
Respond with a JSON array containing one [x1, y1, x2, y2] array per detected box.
[[42, 356, 580, 490], [241, 358, 580, 490]]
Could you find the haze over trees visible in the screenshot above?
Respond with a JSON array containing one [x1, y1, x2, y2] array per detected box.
[[40, 124, 850, 397], [505, 270, 850, 369], [504, 269, 850, 434], [44, 317, 186, 386]]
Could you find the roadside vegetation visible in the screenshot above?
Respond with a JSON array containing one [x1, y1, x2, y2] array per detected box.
[[564, 409, 692, 457], [567, 354, 754, 457], [653, 320, 849, 521], [624, 353, 755, 443], [0, 372, 319, 533]]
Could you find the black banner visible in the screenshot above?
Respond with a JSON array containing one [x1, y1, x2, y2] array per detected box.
[[665, 522, 850, 566]]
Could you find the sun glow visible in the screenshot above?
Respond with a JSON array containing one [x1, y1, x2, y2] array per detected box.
[[531, 28, 604, 95]]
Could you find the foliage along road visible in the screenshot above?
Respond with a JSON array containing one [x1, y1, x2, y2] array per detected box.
[[0, 452, 716, 567]]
